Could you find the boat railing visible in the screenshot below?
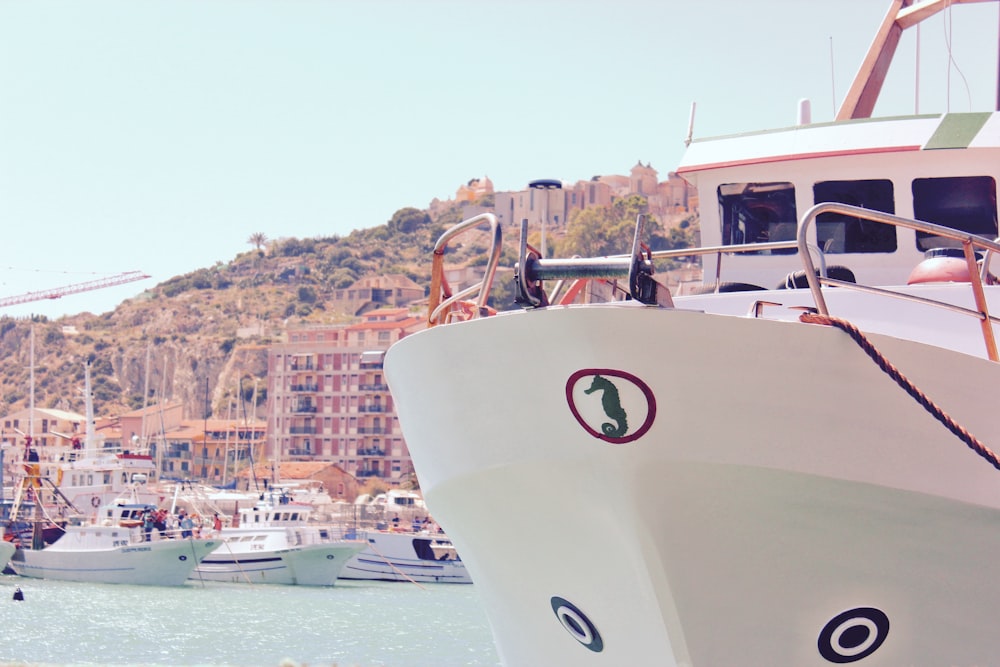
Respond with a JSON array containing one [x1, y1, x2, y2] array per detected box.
[[428, 212, 502, 326], [428, 206, 1000, 359], [796, 202, 1000, 361]]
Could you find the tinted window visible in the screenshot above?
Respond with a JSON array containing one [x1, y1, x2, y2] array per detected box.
[[718, 182, 797, 254], [913, 176, 998, 251], [814, 179, 896, 253]]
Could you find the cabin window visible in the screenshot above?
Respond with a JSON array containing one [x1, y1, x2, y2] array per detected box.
[[813, 179, 896, 253], [718, 182, 797, 254], [913, 176, 998, 251]]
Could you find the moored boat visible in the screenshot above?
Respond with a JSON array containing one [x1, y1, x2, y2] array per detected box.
[[339, 529, 471, 584], [8, 503, 217, 586], [191, 496, 365, 586], [384, 1, 1000, 665]]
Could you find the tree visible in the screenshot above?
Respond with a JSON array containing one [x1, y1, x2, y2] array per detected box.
[[388, 208, 431, 235], [558, 194, 658, 258], [248, 232, 268, 251]]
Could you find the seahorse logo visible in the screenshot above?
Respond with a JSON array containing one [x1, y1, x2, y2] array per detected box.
[[566, 369, 656, 444], [583, 375, 628, 437]]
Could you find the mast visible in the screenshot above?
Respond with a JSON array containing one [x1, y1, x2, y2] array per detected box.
[[139, 344, 151, 453], [155, 356, 168, 482], [84, 362, 96, 456], [27, 327, 34, 454], [837, 0, 997, 120]]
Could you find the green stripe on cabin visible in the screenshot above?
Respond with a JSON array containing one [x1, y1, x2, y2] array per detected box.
[[924, 113, 991, 149]]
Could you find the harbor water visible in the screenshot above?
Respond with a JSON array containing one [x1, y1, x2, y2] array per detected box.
[[0, 574, 499, 667]]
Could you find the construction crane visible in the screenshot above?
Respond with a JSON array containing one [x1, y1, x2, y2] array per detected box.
[[0, 271, 150, 308]]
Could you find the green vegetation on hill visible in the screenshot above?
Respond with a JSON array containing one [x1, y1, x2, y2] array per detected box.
[[0, 194, 698, 422]]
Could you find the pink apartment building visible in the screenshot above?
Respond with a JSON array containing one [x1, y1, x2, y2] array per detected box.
[[266, 308, 425, 484]]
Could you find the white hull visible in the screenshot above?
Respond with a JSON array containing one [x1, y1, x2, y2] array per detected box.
[[386, 303, 1000, 665], [10, 533, 217, 586], [340, 530, 472, 584], [0, 541, 14, 572], [193, 539, 363, 586]]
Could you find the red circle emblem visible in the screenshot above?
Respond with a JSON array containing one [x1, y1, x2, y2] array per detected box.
[[565, 369, 656, 444]]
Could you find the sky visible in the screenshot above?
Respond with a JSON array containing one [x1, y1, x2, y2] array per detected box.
[[1, 0, 997, 319]]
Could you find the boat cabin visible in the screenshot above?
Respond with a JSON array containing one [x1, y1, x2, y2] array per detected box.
[[677, 113, 1000, 290]]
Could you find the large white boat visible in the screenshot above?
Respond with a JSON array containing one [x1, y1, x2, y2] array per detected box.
[[191, 497, 365, 586], [8, 504, 217, 586], [7, 362, 163, 522], [384, 1, 1000, 665]]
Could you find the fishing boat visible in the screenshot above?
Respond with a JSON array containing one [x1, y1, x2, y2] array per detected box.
[[8, 502, 218, 586], [191, 496, 365, 586], [336, 489, 472, 583], [384, 1, 1000, 665], [340, 528, 471, 584]]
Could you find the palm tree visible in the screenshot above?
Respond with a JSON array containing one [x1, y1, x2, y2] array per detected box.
[[248, 232, 268, 251]]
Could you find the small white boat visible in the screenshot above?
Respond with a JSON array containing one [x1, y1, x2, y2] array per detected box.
[[191, 498, 365, 586], [8, 508, 217, 586], [339, 529, 472, 584]]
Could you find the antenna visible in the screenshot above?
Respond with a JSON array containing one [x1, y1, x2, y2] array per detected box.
[[830, 36, 837, 118], [685, 102, 697, 146]]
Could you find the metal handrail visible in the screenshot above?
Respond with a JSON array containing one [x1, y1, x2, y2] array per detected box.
[[797, 202, 1000, 361], [427, 205, 1000, 361], [428, 213, 501, 326]]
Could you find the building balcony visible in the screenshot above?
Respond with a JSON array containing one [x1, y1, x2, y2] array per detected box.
[[357, 405, 386, 413], [290, 384, 319, 392], [358, 383, 389, 392], [355, 469, 381, 478], [287, 448, 314, 457], [293, 404, 318, 413], [289, 426, 316, 434], [357, 448, 386, 457], [357, 427, 390, 435]]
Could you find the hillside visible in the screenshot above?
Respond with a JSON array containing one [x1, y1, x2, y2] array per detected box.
[[0, 197, 697, 424], [0, 203, 506, 422]]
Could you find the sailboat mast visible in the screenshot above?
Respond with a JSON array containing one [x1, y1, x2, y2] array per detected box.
[[139, 345, 151, 453], [84, 362, 96, 456], [28, 328, 34, 452]]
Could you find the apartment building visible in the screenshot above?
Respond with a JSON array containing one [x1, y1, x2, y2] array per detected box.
[[267, 308, 425, 484]]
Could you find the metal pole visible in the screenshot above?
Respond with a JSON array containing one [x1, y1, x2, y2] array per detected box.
[[529, 179, 562, 258]]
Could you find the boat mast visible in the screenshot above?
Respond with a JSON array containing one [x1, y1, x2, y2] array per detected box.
[[139, 344, 151, 454], [837, 0, 997, 120], [84, 362, 96, 456], [27, 327, 34, 456]]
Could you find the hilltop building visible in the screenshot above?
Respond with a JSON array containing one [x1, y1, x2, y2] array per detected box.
[[433, 164, 696, 235]]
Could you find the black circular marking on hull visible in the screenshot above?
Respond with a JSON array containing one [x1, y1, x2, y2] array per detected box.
[[550, 596, 603, 653], [818, 607, 889, 663]]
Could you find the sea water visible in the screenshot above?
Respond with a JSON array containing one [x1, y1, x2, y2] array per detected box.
[[0, 574, 499, 667]]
